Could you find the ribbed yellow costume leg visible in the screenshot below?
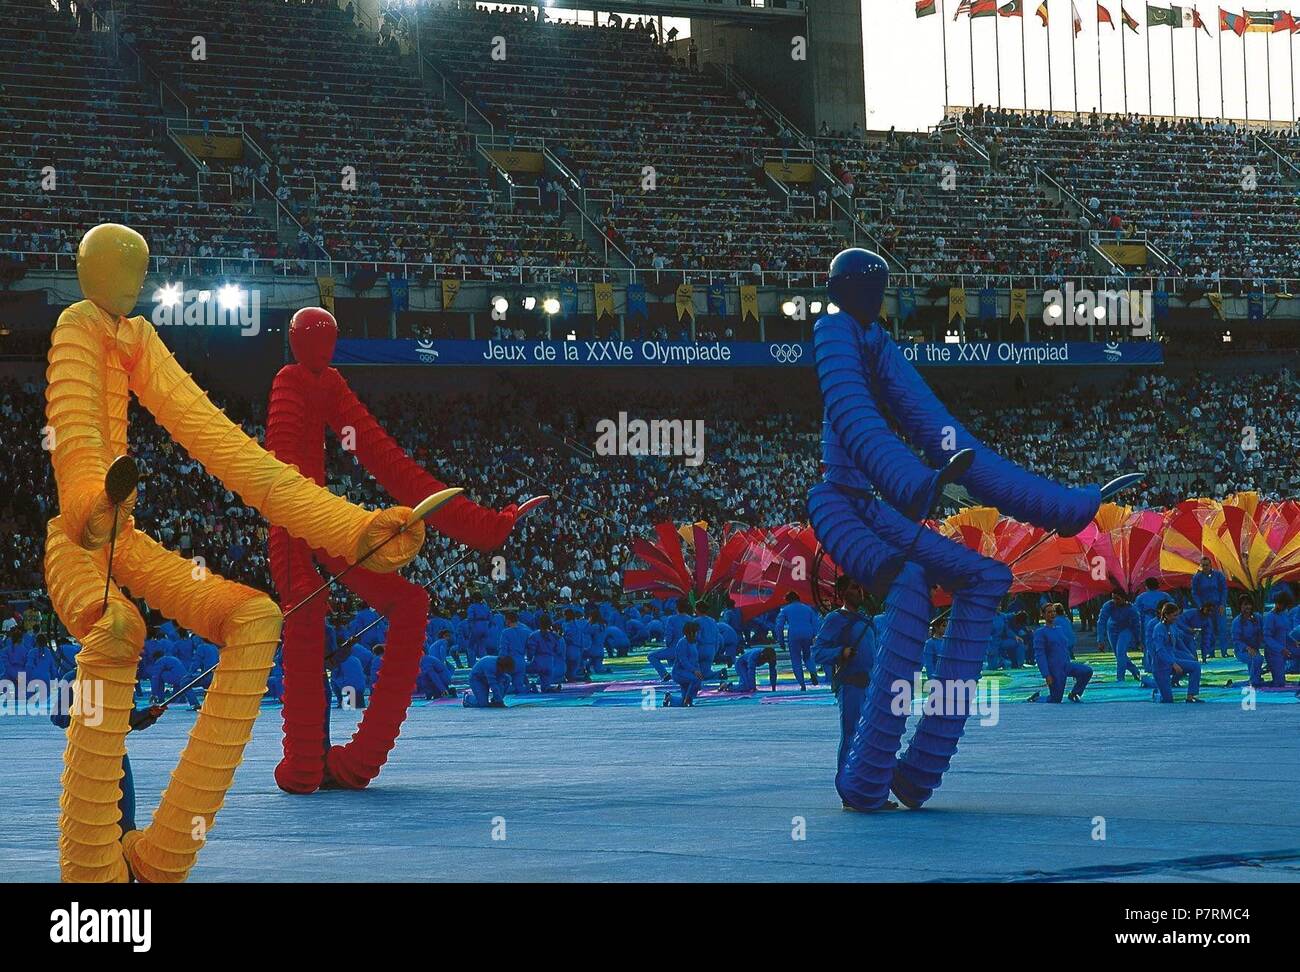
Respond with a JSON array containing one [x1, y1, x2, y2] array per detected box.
[[46, 516, 281, 883]]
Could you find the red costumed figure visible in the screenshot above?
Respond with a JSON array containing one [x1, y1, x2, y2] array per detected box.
[[267, 307, 534, 793]]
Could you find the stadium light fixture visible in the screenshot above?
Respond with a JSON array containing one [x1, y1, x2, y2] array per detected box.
[[1093, 306, 1106, 320], [523, 296, 537, 311], [153, 282, 183, 307], [1222, 330, 1233, 343], [196, 290, 212, 303], [781, 300, 797, 317], [217, 284, 244, 310], [944, 330, 961, 344], [492, 296, 509, 315], [827, 302, 840, 315], [809, 300, 823, 314], [1046, 303, 1062, 320], [543, 297, 561, 315]]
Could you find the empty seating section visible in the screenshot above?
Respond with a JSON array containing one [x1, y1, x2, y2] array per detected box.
[[0, 0, 274, 270], [117, 0, 595, 276], [424, 5, 843, 277]]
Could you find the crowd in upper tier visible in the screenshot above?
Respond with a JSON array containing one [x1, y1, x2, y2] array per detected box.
[[3, 0, 1298, 286]]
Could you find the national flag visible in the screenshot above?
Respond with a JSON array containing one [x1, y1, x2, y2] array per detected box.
[[1146, 4, 1180, 25], [1191, 7, 1212, 30], [1098, 2, 1115, 25], [1220, 6, 1249, 31], [1243, 8, 1289, 29], [1072, 0, 1084, 31], [999, 0, 1023, 15], [954, 0, 998, 17], [1121, 4, 1140, 29], [916, 0, 937, 17], [1036, 1, 1050, 24]]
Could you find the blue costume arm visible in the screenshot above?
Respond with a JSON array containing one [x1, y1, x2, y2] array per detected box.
[[813, 314, 935, 514], [872, 331, 1100, 534]]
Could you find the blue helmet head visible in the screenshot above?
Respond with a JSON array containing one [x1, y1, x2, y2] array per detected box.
[[827, 248, 888, 325]]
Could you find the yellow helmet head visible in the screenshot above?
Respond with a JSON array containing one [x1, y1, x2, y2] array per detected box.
[[76, 224, 150, 317]]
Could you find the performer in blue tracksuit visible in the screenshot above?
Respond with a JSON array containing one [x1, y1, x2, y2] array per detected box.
[[582, 608, 612, 676], [497, 610, 532, 693], [416, 650, 454, 699], [462, 654, 515, 708], [525, 614, 565, 693], [1051, 602, 1077, 658], [1174, 603, 1215, 668], [649, 602, 691, 680], [665, 621, 703, 707], [1133, 578, 1175, 656], [1261, 594, 1294, 686], [723, 601, 747, 650], [1028, 603, 1092, 702], [716, 620, 740, 666], [561, 608, 587, 682], [807, 248, 1103, 811], [467, 596, 492, 664], [1150, 601, 1203, 702], [1105, 592, 1145, 682], [330, 648, 368, 709], [733, 645, 779, 692], [812, 576, 877, 793], [775, 592, 820, 690], [603, 623, 630, 661], [922, 617, 945, 678], [1190, 557, 1228, 657], [1002, 610, 1031, 667], [1230, 596, 1265, 688], [694, 604, 724, 682]]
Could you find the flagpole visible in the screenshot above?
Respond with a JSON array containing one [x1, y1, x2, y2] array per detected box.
[[1218, 10, 1224, 118], [1096, 5, 1104, 111], [1145, 2, 1153, 113], [1266, 23, 1274, 120], [1047, 7, 1056, 110], [1291, 22, 1296, 123], [942, 0, 951, 116], [1021, 3, 1029, 107], [1121, 6, 1130, 112], [1245, 27, 1251, 120], [1193, 8, 1202, 117], [995, 7, 1004, 105], [1072, 8, 1080, 111], [969, 8, 976, 108], [1169, 10, 1176, 116]]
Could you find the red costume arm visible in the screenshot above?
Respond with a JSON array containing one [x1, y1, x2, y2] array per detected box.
[[322, 369, 515, 551]]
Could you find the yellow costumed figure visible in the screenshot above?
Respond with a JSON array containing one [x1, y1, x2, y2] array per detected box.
[[45, 224, 427, 882]]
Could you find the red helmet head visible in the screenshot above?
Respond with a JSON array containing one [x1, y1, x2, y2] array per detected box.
[[289, 307, 338, 373]]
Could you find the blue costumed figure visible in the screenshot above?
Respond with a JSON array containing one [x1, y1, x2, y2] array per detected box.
[[807, 248, 1104, 811]]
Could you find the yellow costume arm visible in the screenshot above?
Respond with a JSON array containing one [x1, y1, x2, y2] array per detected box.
[[44, 304, 132, 549], [124, 318, 420, 570]]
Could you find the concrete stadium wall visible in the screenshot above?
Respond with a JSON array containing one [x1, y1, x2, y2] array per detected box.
[[691, 0, 866, 135]]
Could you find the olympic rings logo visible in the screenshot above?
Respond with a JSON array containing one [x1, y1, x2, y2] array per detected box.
[[769, 343, 804, 364]]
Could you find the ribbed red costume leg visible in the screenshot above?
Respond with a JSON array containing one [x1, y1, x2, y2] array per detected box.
[[269, 526, 330, 794], [321, 552, 429, 790]]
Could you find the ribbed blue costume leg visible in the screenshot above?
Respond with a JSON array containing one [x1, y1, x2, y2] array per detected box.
[[809, 483, 921, 810], [851, 497, 1012, 808], [840, 562, 930, 809]]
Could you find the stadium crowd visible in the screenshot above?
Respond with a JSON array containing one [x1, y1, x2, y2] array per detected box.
[[2, 365, 1297, 602]]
